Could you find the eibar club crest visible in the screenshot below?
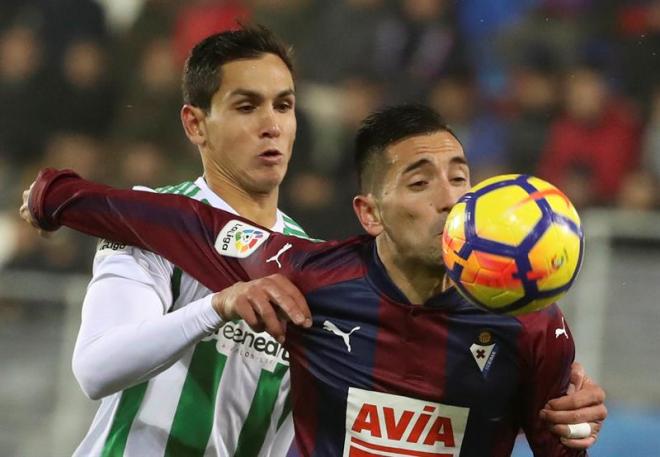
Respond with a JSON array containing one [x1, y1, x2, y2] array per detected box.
[[469, 330, 498, 376]]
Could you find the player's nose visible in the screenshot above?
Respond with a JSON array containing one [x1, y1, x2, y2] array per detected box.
[[434, 180, 457, 213], [260, 109, 281, 138]]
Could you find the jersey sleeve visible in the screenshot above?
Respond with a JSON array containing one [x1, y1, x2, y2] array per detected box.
[[29, 168, 320, 292], [92, 240, 174, 312], [74, 246, 223, 399], [516, 305, 586, 456]]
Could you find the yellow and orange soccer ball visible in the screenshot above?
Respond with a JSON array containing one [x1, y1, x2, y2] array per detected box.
[[442, 175, 584, 315]]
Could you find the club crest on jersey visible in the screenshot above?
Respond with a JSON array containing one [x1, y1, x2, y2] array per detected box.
[[469, 329, 498, 376], [215, 220, 269, 258], [344, 388, 468, 457]]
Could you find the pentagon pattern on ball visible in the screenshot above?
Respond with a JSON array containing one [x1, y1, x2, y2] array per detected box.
[[442, 174, 584, 315]]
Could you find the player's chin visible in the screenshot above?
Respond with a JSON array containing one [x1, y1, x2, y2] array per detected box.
[[422, 249, 444, 270], [250, 170, 286, 193]]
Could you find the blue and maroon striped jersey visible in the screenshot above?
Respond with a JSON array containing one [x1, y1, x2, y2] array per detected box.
[[31, 169, 584, 457]]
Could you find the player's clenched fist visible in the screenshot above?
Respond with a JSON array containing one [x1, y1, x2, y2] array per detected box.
[[19, 181, 53, 238], [212, 273, 313, 343]]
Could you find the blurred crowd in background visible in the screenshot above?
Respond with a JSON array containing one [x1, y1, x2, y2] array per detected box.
[[1, 0, 659, 275]]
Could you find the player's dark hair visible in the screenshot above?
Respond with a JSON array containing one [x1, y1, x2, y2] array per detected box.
[[354, 104, 460, 193], [182, 24, 294, 112]]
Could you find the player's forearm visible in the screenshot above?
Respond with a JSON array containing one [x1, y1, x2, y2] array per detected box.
[[30, 168, 242, 291], [73, 280, 222, 399]]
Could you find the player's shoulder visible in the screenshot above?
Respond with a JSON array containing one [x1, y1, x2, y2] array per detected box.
[[151, 179, 212, 204], [514, 303, 565, 332], [153, 180, 199, 197], [292, 234, 371, 280], [279, 211, 314, 240], [513, 303, 575, 355], [93, 238, 174, 279]]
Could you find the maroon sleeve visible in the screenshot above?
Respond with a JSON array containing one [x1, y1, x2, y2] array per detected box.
[[516, 305, 586, 457], [28, 168, 318, 292]]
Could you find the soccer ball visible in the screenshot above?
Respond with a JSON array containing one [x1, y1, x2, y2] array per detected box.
[[441, 174, 584, 315]]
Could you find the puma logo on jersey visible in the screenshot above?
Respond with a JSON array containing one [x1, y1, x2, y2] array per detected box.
[[555, 317, 569, 339], [323, 320, 360, 352], [266, 243, 292, 268]]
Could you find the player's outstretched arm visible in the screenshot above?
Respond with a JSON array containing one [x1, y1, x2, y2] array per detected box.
[[539, 362, 607, 449], [25, 168, 262, 291], [21, 169, 312, 344]]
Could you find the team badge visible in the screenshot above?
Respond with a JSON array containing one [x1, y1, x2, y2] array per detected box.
[[469, 329, 497, 376], [215, 220, 269, 258]]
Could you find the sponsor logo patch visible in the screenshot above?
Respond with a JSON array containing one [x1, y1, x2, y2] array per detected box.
[[96, 238, 131, 257], [203, 321, 289, 371], [215, 220, 269, 258], [344, 388, 468, 457]]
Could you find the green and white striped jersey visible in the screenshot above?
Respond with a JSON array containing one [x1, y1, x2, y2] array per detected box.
[[73, 177, 309, 457]]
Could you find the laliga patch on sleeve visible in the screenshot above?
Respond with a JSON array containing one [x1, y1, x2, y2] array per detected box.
[[215, 220, 270, 258]]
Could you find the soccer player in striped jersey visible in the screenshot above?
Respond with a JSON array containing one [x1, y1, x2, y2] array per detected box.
[[24, 105, 607, 456], [34, 26, 313, 457]]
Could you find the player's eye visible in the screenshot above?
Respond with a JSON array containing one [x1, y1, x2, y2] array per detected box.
[[275, 100, 293, 113], [237, 104, 256, 113], [408, 180, 428, 190]]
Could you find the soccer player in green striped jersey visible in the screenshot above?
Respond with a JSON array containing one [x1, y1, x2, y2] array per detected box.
[[68, 26, 313, 457], [42, 25, 606, 457]]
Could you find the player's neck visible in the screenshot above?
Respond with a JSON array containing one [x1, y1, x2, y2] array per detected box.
[[204, 172, 279, 229], [376, 238, 446, 304]]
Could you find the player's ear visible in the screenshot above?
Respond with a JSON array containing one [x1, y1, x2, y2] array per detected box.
[[181, 104, 207, 146], [353, 194, 383, 236]]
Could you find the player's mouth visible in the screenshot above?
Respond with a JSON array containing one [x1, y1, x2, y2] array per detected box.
[[258, 149, 284, 165], [434, 218, 447, 235]]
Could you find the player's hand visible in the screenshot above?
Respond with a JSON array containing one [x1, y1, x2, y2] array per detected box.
[[540, 362, 607, 449], [19, 181, 53, 238], [211, 273, 312, 343]]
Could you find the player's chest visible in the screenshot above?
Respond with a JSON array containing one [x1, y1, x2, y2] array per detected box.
[[295, 288, 524, 405]]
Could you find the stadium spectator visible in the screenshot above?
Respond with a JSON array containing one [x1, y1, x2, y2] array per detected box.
[[0, 23, 50, 169], [617, 84, 660, 210], [373, 0, 463, 101], [172, 0, 251, 65], [295, 0, 388, 85], [47, 38, 117, 138], [537, 64, 642, 206], [506, 45, 561, 175], [617, 0, 660, 109], [429, 71, 509, 182], [110, 36, 185, 156]]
